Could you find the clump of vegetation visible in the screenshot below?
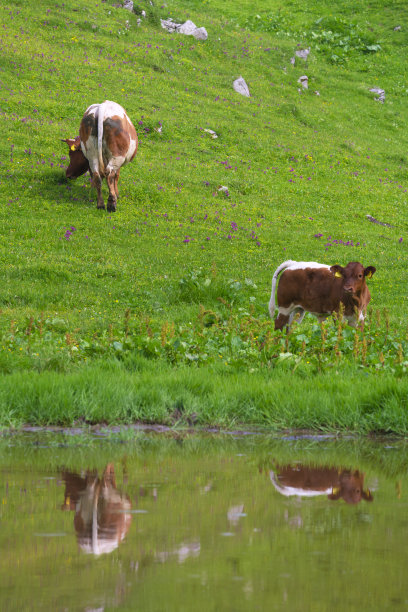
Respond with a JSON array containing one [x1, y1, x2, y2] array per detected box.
[[1, 295, 407, 377], [308, 17, 382, 63]]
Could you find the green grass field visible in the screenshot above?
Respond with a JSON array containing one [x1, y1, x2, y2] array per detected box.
[[1, 0, 408, 432]]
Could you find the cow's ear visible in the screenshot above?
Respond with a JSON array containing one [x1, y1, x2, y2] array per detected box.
[[362, 489, 373, 502], [328, 487, 341, 501], [62, 138, 74, 146], [364, 266, 376, 279], [330, 265, 344, 279], [61, 137, 80, 151]]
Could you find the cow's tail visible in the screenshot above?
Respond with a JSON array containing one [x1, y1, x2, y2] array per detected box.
[[268, 260, 297, 318], [97, 101, 106, 176]]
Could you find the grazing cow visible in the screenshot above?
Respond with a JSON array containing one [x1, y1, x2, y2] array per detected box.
[[269, 465, 373, 505], [269, 260, 376, 330], [62, 100, 138, 211], [61, 463, 132, 555]]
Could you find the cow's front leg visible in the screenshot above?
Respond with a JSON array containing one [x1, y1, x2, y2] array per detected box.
[[107, 171, 117, 212], [92, 173, 105, 210], [114, 169, 120, 198]]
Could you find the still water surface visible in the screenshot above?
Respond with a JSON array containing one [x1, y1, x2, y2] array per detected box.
[[1, 430, 408, 611]]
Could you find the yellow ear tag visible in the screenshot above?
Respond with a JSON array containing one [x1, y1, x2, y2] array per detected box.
[[332, 486, 340, 495], [334, 271, 342, 278], [366, 272, 372, 279], [70, 145, 76, 151]]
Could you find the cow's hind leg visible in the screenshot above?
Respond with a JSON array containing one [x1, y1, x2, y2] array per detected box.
[[275, 303, 301, 331], [107, 170, 118, 212], [92, 173, 105, 210], [274, 312, 290, 331], [289, 308, 305, 326]]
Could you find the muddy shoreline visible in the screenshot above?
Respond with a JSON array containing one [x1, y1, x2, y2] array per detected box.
[[1, 423, 392, 440]]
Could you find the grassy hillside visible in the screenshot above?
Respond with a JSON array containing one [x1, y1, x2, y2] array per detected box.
[[1, 0, 408, 431]]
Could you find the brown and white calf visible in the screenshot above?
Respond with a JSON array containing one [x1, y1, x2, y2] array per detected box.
[[269, 465, 373, 505], [269, 260, 376, 330], [62, 100, 138, 211]]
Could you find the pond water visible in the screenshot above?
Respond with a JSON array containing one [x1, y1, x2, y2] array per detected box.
[[1, 429, 408, 611]]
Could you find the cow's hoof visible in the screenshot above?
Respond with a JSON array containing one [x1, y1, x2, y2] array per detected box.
[[107, 199, 117, 212], [97, 204, 106, 210]]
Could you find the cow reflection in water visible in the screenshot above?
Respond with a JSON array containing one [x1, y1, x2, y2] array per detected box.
[[270, 465, 373, 504], [61, 463, 131, 555]]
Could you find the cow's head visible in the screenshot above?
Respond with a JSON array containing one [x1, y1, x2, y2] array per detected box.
[[62, 137, 89, 179], [330, 262, 376, 295], [328, 470, 373, 504]]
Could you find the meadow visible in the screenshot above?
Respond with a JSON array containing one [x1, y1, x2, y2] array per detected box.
[[1, 0, 408, 432]]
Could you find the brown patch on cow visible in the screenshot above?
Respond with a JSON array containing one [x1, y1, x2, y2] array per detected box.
[[80, 112, 98, 140], [103, 115, 134, 158], [277, 267, 342, 313]]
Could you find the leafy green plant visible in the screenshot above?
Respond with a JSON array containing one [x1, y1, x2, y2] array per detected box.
[[309, 16, 382, 63]]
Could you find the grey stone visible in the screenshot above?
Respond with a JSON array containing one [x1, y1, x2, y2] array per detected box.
[[203, 129, 218, 139], [123, 0, 133, 11], [177, 20, 197, 35], [366, 215, 394, 228], [160, 18, 178, 33], [298, 75, 308, 89], [233, 76, 250, 97], [369, 87, 385, 103], [192, 27, 208, 41], [161, 18, 208, 40], [295, 47, 310, 60]]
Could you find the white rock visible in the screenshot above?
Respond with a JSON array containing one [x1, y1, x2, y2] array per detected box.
[[298, 75, 308, 89], [295, 47, 310, 60], [203, 129, 218, 139], [160, 18, 178, 33], [233, 76, 250, 97], [369, 87, 385, 103], [177, 20, 197, 35], [161, 18, 208, 40], [123, 0, 133, 11], [193, 27, 208, 41]]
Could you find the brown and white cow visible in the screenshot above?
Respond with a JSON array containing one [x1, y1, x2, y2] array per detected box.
[[270, 465, 373, 505], [62, 100, 138, 212], [269, 260, 376, 330]]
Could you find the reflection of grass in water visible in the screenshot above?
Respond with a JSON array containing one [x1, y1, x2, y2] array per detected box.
[[1, 430, 408, 478]]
